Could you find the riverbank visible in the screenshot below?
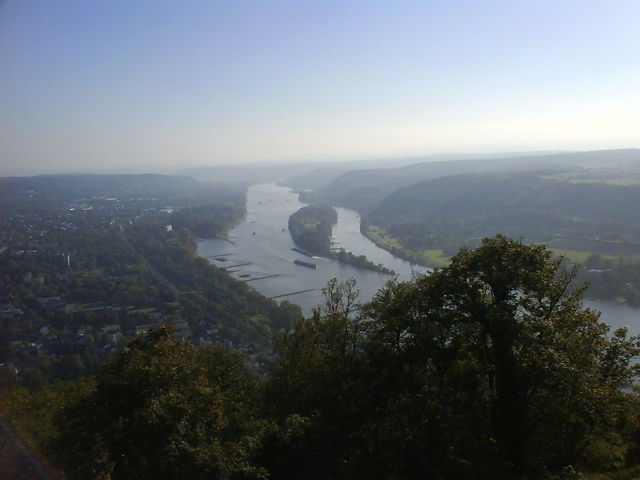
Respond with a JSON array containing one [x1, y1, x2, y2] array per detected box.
[[361, 223, 450, 268], [361, 222, 640, 309]]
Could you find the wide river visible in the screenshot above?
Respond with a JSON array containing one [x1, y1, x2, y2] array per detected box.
[[198, 183, 640, 333]]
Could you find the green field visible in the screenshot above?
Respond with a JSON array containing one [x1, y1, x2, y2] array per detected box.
[[365, 224, 402, 248], [541, 166, 640, 186], [418, 249, 450, 267], [548, 248, 629, 264], [548, 248, 597, 263]]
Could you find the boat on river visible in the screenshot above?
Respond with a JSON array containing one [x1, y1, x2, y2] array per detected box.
[[294, 259, 317, 269]]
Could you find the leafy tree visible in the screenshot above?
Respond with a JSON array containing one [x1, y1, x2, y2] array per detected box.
[[51, 326, 267, 480], [263, 278, 366, 479], [266, 235, 640, 479], [1, 379, 95, 453]]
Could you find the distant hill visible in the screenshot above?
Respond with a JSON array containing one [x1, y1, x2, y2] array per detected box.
[[181, 163, 322, 186], [278, 167, 347, 191], [308, 149, 640, 213], [366, 170, 640, 257], [0, 173, 243, 210], [278, 152, 554, 191], [0, 173, 198, 197], [179, 151, 554, 190], [181, 157, 419, 187], [373, 172, 640, 226]]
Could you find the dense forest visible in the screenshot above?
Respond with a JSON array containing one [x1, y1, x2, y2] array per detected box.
[[303, 149, 640, 214], [370, 172, 640, 244], [577, 254, 640, 306], [3, 236, 640, 479], [170, 203, 246, 238]]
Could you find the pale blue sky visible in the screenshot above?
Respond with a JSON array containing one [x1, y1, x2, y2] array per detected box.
[[1, 0, 639, 174]]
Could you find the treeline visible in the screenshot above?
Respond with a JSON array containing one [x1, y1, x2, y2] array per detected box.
[[4, 236, 640, 479], [170, 202, 246, 238], [578, 254, 640, 306], [0, 216, 175, 388], [332, 248, 395, 275]]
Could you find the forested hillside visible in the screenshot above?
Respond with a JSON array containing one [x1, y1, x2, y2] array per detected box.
[[371, 171, 640, 242], [306, 149, 640, 213]]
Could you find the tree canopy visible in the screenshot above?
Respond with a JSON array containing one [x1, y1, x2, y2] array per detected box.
[[266, 235, 640, 479], [51, 326, 267, 480]]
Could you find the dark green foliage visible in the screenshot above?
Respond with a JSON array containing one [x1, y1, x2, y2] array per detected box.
[[332, 248, 395, 274], [266, 236, 640, 479], [1, 378, 95, 453], [51, 326, 267, 480], [578, 254, 640, 306], [374, 172, 640, 227], [125, 222, 301, 345]]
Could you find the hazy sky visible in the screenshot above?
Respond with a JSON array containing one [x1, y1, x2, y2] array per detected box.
[[1, 0, 639, 175]]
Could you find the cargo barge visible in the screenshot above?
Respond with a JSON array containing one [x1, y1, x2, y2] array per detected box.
[[293, 259, 317, 269]]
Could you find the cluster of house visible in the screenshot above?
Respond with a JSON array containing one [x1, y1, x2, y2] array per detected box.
[[1, 194, 270, 379], [33, 297, 250, 348]]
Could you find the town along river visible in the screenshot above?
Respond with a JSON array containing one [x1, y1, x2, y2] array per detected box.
[[198, 183, 427, 316], [198, 183, 640, 333]]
